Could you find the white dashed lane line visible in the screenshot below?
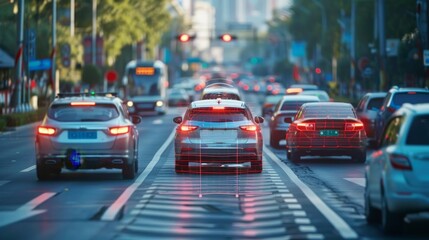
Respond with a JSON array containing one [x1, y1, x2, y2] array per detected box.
[[344, 178, 366, 187], [20, 165, 36, 172], [0, 180, 10, 187], [152, 119, 163, 125]]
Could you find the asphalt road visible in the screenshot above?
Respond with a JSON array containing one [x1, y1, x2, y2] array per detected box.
[[0, 93, 427, 239]]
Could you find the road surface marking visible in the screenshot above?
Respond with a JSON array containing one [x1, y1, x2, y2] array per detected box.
[[344, 178, 366, 187], [0, 180, 10, 187], [101, 130, 175, 221], [20, 165, 36, 172], [152, 119, 163, 125], [264, 148, 358, 239], [0, 192, 56, 227]]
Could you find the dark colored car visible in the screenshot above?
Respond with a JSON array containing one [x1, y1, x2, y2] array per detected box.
[[168, 89, 190, 107], [173, 99, 264, 174], [374, 87, 429, 143], [261, 94, 284, 117], [285, 102, 367, 162], [269, 95, 320, 148], [355, 92, 386, 146]]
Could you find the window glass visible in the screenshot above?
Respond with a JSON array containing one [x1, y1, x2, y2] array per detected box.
[[187, 108, 249, 122], [281, 101, 318, 111], [356, 96, 367, 112], [302, 106, 355, 118], [367, 97, 384, 111], [382, 117, 402, 147], [391, 92, 429, 107], [406, 114, 429, 145], [48, 103, 119, 122]]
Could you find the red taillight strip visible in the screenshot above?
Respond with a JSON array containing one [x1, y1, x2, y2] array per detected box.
[[344, 122, 364, 131], [70, 102, 96, 106], [37, 126, 56, 136], [240, 125, 257, 131], [109, 126, 130, 135], [389, 153, 412, 170], [179, 125, 198, 132], [296, 122, 315, 131]]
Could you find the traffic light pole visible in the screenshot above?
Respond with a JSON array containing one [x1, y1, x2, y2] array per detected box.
[[14, 0, 24, 111]]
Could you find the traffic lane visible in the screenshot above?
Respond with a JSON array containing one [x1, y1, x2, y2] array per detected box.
[[0, 123, 39, 178], [0, 112, 178, 239], [97, 137, 360, 239]]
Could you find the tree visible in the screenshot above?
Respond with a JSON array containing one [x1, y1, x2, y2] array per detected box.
[[81, 64, 101, 87]]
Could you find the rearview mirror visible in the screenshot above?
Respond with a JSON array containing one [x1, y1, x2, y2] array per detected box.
[[131, 115, 142, 124], [254, 116, 264, 124], [173, 116, 182, 124], [284, 117, 294, 123]]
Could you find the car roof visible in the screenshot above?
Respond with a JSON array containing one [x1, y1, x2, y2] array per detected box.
[[302, 102, 352, 108], [191, 99, 246, 109], [202, 87, 240, 94], [363, 92, 387, 98], [398, 103, 429, 114], [52, 94, 121, 105], [389, 87, 429, 93], [280, 95, 320, 102], [289, 84, 319, 89]]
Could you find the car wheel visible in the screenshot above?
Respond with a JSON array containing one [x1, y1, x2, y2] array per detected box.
[[286, 151, 291, 160], [364, 185, 380, 224], [270, 131, 280, 149], [352, 151, 366, 163], [381, 193, 404, 234], [290, 150, 301, 163], [175, 157, 189, 173], [36, 162, 51, 181], [122, 148, 136, 179]]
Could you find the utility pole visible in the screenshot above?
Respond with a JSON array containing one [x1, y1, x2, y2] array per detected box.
[[52, 0, 57, 96], [377, 0, 386, 91], [14, 0, 24, 111], [70, 0, 75, 37], [92, 0, 97, 65], [350, 0, 356, 98]]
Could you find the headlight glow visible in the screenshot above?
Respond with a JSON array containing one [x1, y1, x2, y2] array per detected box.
[[127, 101, 134, 107], [156, 101, 164, 107]]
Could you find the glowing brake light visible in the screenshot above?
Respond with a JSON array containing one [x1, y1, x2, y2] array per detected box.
[[296, 122, 315, 131], [389, 154, 412, 170], [70, 102, 96, 106], [179, 125, 198, 132], [38, 126, 56, 136], [212, 106, 225, 110], [240, 125, 257, 131], [109, 126, 129, 135], [286, 88, 303, 94], [345, 122, 364, 131]]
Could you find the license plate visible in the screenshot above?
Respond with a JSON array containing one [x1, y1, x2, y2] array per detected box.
[[68, 131, 97, 139], [200, 130, 237, 142], [319, 130, 339, 137], [137, 103, 153, 108]]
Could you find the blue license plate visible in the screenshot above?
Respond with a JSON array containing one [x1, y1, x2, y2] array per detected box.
[[68, 131, 97, 139]]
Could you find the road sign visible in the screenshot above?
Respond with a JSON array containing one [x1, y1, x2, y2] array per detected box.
[[27, 29, 36, 60], [61, 43, 71, 68], [29, 59, 52, 71], [424, 50, 429, 67], [105, 70, 118, 83]]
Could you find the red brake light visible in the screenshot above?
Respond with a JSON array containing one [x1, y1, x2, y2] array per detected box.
[[240, 125, 257, 131], [37, 126, 56, 136], [296, 122, 315, 131], [212, 106, 225, 110], [345, 122, 364, 131], [109, 126, 129, 135], [389, 154, 412, 170], [407, 92, 416, 94], [286, 88, 303, 94], [70, 102, 96, 106], [179, 125, 198, 132]]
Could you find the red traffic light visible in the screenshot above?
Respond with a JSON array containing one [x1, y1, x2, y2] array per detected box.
[[177, 34, 195, 42], [315, 68, 322, 74], [219, 34, 236, 42]]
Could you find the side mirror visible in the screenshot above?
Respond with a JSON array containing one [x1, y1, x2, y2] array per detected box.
[[254, 116, 264, 124], [173, 116, 182, 124], [131, 115, 142, 124], [284, 117, 294, 123]]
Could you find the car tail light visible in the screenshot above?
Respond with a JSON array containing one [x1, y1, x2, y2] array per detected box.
[[37, 126, 56, 136], [109, 126, 130, 135], [240, 125, 257, 131], [345, 122, 364, 131], [212, 106, 225, 110], [296, 122, 315, 131], [286, 88, 303, 94], [179, 125, 198, 132], [389, 153, 412, 170], [70, 102, 96, 106], [253, 85, 260, 91]]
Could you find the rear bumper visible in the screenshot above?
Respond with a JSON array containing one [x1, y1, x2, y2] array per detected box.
[[37, 152, 132, 169], [287, 147, 365, 156]]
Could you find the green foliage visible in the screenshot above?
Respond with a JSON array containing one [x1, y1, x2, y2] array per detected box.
[[0, 108, 46, 130], [81, 64, 102, 86]]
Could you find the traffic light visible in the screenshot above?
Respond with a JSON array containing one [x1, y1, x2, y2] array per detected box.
[[315, 68, 322, 74], [218, 34, 237, 42], [176, 34, 196, 42]]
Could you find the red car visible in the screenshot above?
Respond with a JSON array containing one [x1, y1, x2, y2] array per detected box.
[[285, 102, 367, 163]]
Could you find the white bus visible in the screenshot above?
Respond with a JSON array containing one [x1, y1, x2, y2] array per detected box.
[[122, 60, 168, 115]]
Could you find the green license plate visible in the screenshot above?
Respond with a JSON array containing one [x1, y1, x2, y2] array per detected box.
[[319, 130, 339, 137]]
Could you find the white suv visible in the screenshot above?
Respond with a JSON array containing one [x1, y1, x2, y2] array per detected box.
[[365, 103, 429, 234]]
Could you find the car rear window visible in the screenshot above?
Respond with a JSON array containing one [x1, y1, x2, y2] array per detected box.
[[367, 97, 384, 111], [48, 103, 119, 122], [281, 101, 318, 111], [187, 108, 249, 122], [406, 114, 429, 145], [202, 93, 240, 100], [391, 92, 429, 107], [303, 106, 355, 118]]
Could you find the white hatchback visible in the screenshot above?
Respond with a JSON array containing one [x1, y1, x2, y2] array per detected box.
[[365, 103, 429, 234]]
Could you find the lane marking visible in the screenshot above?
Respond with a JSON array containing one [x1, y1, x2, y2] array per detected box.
[[18, 192, 57, 211], [101, 130, 175, 221], [264, 148, 358, 239], [0, 180, 10, 187], [344, 178, 365, 187], [152, 119, 163, 125], [20, 165, 36, 172]]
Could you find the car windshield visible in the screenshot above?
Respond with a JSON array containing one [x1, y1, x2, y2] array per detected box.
[[303, 106, 355, 119], [187, 108, 249, 122], [48, 103, 119, 122], [367, 97, 384, 111], [202, 93, 240, 100], [406, 114, 429, 145], [391, 92, 429, 107], [281, 101, 318, 111]]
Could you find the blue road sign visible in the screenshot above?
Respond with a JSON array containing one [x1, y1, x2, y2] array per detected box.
[[29, 59, 52, 71], [27, 29, 36, 60]]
